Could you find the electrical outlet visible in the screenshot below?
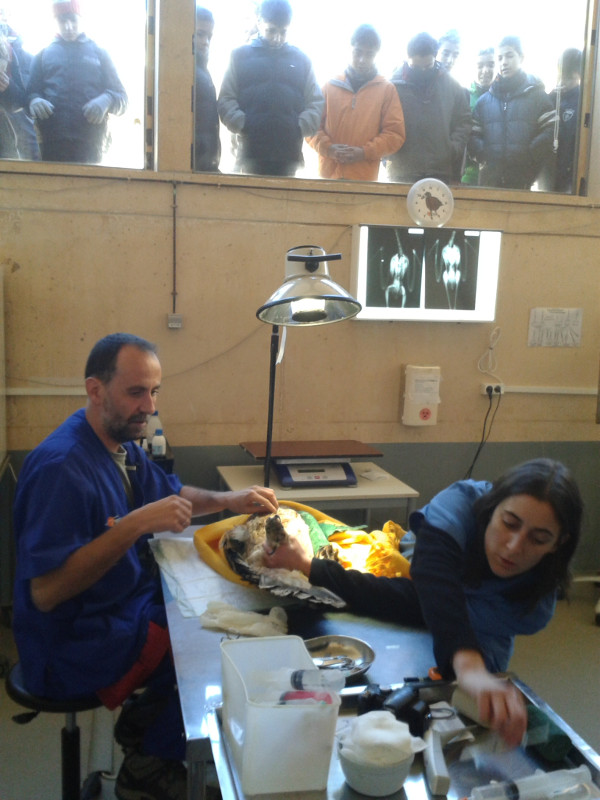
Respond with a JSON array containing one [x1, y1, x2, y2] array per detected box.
[[167, 313, 183, 329], [480, 382, 504, 396]]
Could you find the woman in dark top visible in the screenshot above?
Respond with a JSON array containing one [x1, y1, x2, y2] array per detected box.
[[264, 458, 583, 747]]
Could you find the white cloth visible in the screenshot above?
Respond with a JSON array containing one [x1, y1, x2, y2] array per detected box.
[[150, 530, 293, 618], [200, 601, 288, 637]]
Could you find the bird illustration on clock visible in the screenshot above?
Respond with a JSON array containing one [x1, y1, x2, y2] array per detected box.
[[407, 178, 454, 227]]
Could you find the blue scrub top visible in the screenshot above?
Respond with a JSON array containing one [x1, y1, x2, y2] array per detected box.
[[411, 480, 556, 672], [13, 409, 183, 698]]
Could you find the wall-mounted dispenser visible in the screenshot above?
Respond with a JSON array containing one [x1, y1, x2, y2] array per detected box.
[[402, 365, 441, 426]]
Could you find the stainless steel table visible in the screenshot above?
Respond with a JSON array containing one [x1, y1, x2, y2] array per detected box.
[[217, 462, 420, 527], [162, 556, 435, 799], [159, 538, 600, 800]]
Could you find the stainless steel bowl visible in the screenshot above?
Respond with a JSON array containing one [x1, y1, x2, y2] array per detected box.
[[304, 634, 375, 679]]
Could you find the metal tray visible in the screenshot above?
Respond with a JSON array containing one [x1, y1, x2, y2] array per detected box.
[[304, 634, 375, 680]]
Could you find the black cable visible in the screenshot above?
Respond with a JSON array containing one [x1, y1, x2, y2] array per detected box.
[[464, 391, 502, 479]]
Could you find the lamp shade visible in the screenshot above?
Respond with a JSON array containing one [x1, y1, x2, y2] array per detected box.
[[256, 245, 362, 326]]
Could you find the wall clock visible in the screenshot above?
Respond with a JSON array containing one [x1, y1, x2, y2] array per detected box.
[[406, 178, 454, 227]]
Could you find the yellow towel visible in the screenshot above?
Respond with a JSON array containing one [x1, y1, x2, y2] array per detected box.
[[328, 521, 411, 578], [193, 503, 412, 586]]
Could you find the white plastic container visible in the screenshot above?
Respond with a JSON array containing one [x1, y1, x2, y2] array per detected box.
[[145, 411, 162, 446], [151, 430, 166, 457], [221, 636, 340, 795]]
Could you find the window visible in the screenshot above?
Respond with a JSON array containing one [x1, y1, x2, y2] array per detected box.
[[0, 0, 146, 168], [195, 0, 593, 193]]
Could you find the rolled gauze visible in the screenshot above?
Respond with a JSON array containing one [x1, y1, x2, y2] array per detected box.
[[340, 710, 425, 766]]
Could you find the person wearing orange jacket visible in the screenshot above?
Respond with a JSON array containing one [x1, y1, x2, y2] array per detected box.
[[307, 24, 405, 181]]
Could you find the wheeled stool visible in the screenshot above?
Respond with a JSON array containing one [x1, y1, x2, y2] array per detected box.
[[5, 661, 104, 800]]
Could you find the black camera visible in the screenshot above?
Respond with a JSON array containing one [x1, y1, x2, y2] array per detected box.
[[357, 683, 430, 737]]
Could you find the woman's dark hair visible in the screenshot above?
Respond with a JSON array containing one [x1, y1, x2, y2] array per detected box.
[[472, 458, 583, 605], [85, 333, 157, 384]]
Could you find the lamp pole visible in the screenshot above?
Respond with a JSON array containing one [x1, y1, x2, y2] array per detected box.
[[264, 324, 280, 488], [257, 245, 362, 489]]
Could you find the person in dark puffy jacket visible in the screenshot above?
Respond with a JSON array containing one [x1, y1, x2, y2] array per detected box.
[[217, 0, 323, 177], [468, 36, 556, 190], [26, 0, 127, 164]]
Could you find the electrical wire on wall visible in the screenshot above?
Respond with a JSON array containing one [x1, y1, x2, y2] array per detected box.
[[171, 181, 178, 314], [464, 387, 503, 478], [465, 327, 504, 478], [477, 325, 502, 383]]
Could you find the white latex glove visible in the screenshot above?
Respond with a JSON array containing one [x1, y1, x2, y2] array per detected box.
[[29, 97, 54, 120], [82, 93, 111, 124]]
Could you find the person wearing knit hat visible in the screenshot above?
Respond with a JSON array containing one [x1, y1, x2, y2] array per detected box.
[[25, 0, 127, 163], [52, 0, 82, 16]]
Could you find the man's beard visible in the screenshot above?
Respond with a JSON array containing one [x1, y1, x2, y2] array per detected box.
[[103, 403, 146, 443]]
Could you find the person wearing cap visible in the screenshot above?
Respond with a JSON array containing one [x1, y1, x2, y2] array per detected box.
[[26, 0, 127, 163]]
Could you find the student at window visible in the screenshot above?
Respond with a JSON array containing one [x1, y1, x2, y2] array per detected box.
[[468, 36, 556, 190], [26, 0, 128, 164], [264, 458, 583, 747], [462, 47, 495, 185], [307, 23, 405, 182], [0, 27, 26, 159], [549, 48, 582, 193], [437, 28, 461, 74], [217, 0, 323, 177], [193, 5, 220, 172], [386, 32, 472, 185]]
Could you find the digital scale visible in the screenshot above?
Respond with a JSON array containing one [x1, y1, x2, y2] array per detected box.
[[274, 458, 357, 488], [239, 440, 383, 488]]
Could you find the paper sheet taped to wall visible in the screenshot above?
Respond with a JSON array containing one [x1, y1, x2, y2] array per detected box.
[[528, 308, 582, 347]]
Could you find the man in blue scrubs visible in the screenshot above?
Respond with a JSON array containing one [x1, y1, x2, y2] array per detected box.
[[13, 332, 278, 800]]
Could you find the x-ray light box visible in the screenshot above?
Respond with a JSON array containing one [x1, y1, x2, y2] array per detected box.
[[351, 225, 502, 322]]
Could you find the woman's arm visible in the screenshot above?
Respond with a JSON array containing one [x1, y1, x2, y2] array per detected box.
[[263, 534, 425, 626], [410, 521, 482, 675], [412, 522, 527, 746]]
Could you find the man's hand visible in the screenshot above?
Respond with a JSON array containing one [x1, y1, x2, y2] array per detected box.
[[453, 650, 527, 747], [29, 97, 54, 119], [30, 494, 193, 613], [130, 494, 193, 534], [82, 93, 112, 124], [223, 485, 278, 515], [328, 144, 365, 164]]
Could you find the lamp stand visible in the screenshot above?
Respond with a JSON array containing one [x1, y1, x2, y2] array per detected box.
[[264, 324, 279, 488]]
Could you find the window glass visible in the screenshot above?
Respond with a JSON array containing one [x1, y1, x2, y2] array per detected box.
[[0, 0, 145, 168], [197, 0, 589, 192]]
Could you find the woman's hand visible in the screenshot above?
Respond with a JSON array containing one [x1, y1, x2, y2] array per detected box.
[[453, 650, 527, 748], [262, 534, 313, 576]]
